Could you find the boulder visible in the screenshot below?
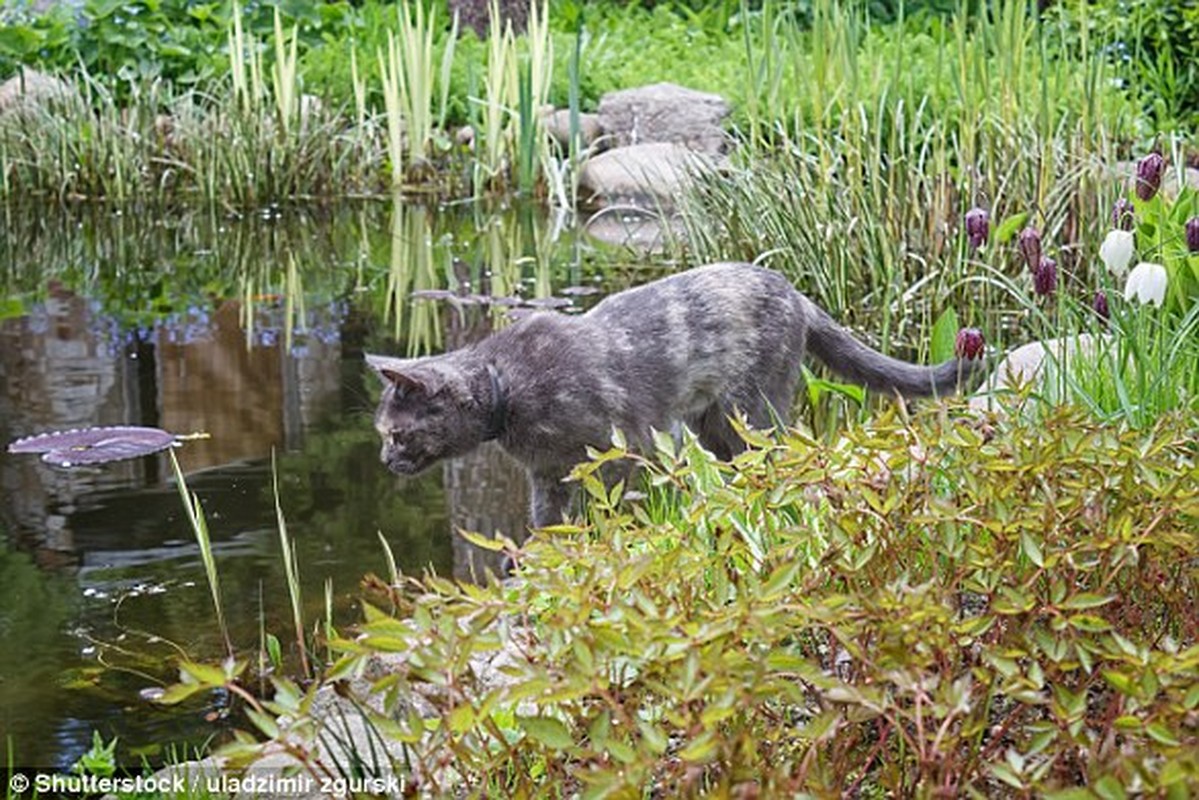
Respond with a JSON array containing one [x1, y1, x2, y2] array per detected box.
[[597, 82, 730, 155], [577, 142, 725, 207], [540, 108, 603, 151], [0, 68, 77, 116], [969, 334, 1105, 411]]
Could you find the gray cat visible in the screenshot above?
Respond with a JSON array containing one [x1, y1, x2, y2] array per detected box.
[[369, 262, 982, 528]]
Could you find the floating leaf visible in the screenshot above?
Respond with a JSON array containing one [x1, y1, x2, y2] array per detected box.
[[7, 426, 202, 467]]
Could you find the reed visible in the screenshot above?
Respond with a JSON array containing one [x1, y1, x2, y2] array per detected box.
[[681, 0, 1128, 361], [170, 451, 233, 658], [271, 451, 311, 680]]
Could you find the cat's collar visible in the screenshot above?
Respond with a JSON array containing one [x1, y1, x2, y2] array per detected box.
[[483, 362, 508, 441]]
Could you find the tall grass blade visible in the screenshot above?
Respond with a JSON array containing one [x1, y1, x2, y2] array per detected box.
[[169, 450, 232, 658], [271, 450, 310, 680]]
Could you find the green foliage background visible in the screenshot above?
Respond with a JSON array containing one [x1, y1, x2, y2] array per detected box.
[[2, 0, 1195, 129]]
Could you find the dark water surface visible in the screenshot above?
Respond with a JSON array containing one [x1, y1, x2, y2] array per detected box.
[[0, 200, 636, 769]]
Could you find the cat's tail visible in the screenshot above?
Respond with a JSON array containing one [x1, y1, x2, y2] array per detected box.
[[802, 298, 986, 398]]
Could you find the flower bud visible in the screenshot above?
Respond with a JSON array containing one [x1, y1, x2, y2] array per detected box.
[[954, 327, 985, 360], [1135, 152, 1164, 202], [965, 207, 989, 249], [1018, 227, 1042, 271], [1093, 290, 1110, 324], [1186, 216, 1199, 253], [1034, 256, 1057, 297], [1111, 198, 1135, 230]]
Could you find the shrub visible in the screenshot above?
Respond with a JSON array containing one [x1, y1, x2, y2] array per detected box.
[[213, 405, 1199, 796]]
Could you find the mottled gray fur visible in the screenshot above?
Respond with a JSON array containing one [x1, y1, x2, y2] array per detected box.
[[369, 262, 982, 528]]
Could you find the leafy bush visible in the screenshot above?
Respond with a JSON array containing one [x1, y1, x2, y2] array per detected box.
[[1049, 0, 1199, 130], [209, 405, 1199, 796]]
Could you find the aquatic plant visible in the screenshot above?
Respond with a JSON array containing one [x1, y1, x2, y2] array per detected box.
[[170, 451, 233, 659]]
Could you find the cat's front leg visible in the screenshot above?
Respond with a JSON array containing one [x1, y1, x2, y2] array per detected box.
[[529, 473, 573, 528]]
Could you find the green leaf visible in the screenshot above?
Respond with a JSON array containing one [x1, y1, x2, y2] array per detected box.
[[995, 211, 1030, 244], [153, 682, 205, 705], [1059, 593, 1115, 610], [179, 661, 228, 687], [458, 529, 506, 552], [761, 561, 800, 598], [988, 761, 1026, 790], [519, 715, 573, 749], [1145, 723, 1181, 747], [1068, 614, 1111, 632], [265, 633, 282, 669], [677, 731, 717, 763], [1020, 532, 1045, 568], [930, 307, 960, 363], [448, 703, 475, 734], [246, 707, 280, 738], [1092, 775, 1127, 800], [1043, 789, 1096, 800]]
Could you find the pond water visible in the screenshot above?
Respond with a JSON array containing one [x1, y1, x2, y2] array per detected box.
[[0, 200, 642, 769]]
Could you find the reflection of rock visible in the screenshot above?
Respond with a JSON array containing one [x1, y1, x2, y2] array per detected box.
[[441, 300, 530, 581], [0, 289, 138, 563], [445, 443, 529, 581], [157, 301, 285, 471], [584, 207, 679, 253]]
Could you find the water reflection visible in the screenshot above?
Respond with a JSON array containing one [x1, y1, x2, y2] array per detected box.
[[0, 199, 617, 768]]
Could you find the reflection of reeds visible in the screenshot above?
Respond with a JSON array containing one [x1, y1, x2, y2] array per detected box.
[[384, 198, 443, 353]]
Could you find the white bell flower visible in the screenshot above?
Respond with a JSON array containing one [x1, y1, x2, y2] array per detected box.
[[1098, 229, 1135, 278], [1123, 261, 1168, 308]]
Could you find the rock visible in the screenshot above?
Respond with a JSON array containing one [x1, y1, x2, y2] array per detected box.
[[578, 142, 726, 207], [597, 82, 730, 155], [0, 68, 77, 117], [455, 124, 476, 148], [540, 108, 603, 151], [969, 334, 1105, 411]]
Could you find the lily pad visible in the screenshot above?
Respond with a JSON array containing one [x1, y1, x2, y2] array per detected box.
[[8, 426, 184, 467]]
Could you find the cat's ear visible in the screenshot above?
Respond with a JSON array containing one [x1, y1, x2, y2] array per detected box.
[[365, 354, 430, 395]]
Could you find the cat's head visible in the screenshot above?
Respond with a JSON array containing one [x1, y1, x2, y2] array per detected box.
[[367, 353, 484, 476]]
